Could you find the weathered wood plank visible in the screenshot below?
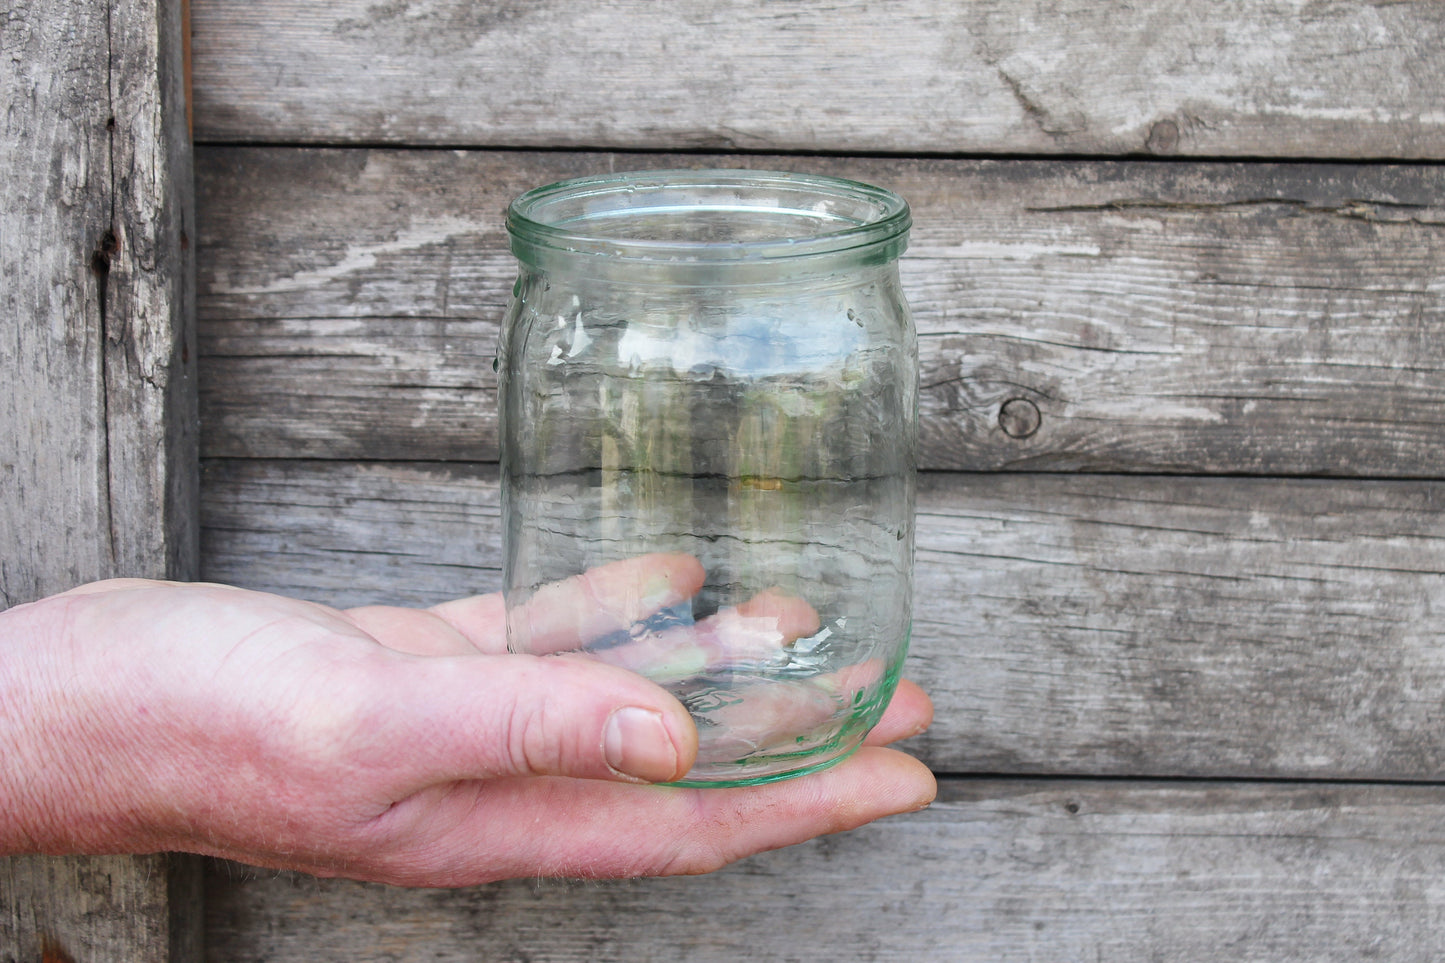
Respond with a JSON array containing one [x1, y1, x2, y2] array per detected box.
[[0, 0, 201, 959], [195, 148, 1445, 476], [2, 2, 117, 607], [203, 779, 1445, 963], [200, 459, 503, 606], [188, 0, 1445, 159], [199, 460, 1445, 782], [1, 0, 199, 606]]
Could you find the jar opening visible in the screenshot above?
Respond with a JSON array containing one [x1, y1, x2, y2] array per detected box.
[[506, 169, 910, 268]]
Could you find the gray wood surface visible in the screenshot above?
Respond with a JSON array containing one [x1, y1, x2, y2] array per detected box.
[[1, 0, 198, 606], [195, 148, 1445, 476], [0, 0, 201, 959], [200, 459, 1445, 782], [10, 0, 1442, 957], [2, 0, 116, 607], [204, 779, 1445, 963], [188, 0, 1445, 159]]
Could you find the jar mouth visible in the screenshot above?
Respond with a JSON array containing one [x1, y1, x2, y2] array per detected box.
[[506, 169, 910, 267]]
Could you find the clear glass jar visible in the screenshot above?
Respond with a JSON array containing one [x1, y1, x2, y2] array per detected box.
[[498, 169, 916, 786]]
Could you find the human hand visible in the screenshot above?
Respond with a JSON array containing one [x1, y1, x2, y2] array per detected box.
[[0, 558, 934, 887], [506, 554, 901, 770]]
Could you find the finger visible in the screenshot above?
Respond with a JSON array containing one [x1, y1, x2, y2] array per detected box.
[[344, 603, 501, 656], [424, 592, 508, 654], [582, 589, 821, 684], [349, 555, 705, 659], [356, 651, 699, 789], [507, 554, 705, 655], [653, 746, 937, 876], [862, 679, 934, 746], [665, 664, 929, 766], [735, 588, 821, 640], [682, 659, 888, 762], [361, 745, 937, 887]]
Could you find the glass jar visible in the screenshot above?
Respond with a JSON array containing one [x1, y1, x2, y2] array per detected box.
[[498, 169, 916, 786]]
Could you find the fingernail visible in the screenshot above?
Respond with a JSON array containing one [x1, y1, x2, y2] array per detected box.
[[604, 707, 680, 782]]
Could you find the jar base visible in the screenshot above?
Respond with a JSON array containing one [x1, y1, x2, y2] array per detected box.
[[661, 740, 862, 789]]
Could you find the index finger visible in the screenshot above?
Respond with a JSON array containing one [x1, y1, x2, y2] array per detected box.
[[452, 553, 705, 656]]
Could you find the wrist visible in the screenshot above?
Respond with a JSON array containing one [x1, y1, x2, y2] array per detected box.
[[0, 590, 165, 855]]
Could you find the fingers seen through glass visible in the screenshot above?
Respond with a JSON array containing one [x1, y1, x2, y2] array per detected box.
[[578, 587, 822, 684], [505, 553, 705, 655]]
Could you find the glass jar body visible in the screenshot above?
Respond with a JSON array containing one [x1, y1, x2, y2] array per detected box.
[[499, 173, 916, 785]]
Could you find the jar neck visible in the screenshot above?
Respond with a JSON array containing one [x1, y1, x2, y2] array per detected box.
[[506, 169, 911, 285]]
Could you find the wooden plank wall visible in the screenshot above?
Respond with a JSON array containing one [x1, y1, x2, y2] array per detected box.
[[0, 1, 202, 960], [188, 2, 1445, 960]]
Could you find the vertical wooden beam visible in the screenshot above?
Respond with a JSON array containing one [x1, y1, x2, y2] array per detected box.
[[0, 0, 200, 959]]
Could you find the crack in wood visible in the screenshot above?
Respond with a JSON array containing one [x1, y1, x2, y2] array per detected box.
[[1026, 197, 1445, 229], [995, 67, 1087, 138], [98, 0, 122, 566]]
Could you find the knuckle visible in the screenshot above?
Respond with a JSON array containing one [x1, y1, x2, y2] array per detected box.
[[500, 666, 578, 776], [659, 837, 735, 877]]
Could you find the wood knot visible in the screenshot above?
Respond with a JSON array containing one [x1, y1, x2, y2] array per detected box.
[[1146, 119, 1180, 154], [998, 398, 1042, 439]]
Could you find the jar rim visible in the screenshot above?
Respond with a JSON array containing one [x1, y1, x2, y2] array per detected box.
[[506, 169, 910, 266]]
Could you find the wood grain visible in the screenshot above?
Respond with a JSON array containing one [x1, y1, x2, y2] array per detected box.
[[0, 0, 201, 959], [1, 0, 198, 606], [200, 459, 503, 606], [204, 779, 1445, 963], [188, 0, 1445, 159], [200, 459, 1445, 781], [195, 147, 1445, 476], [1, 1, 116, 607]]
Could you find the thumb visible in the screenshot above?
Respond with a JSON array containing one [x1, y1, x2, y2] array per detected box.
[[372, 652, 699, 785]]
